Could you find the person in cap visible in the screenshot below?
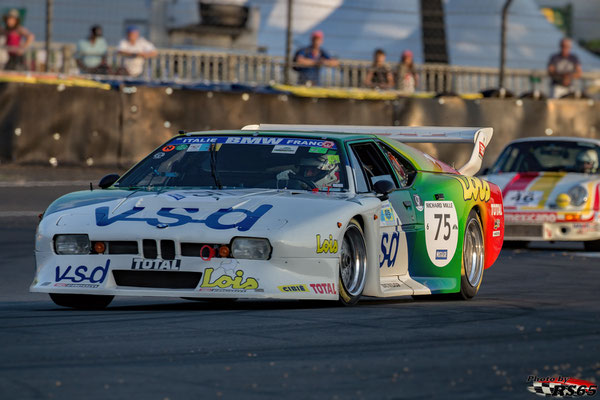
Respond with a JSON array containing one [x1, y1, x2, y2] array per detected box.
[[397, 49, 417, 93], [293, 30, 339, 86], [0, 9, 34, 71], [76, 25, 109, 74], [117, 26, 157, 77], [364, 48, 394, 89]]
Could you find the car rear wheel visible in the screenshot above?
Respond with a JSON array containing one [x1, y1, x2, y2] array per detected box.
[[584, 239, 600, 252], [338, 219, 367, 306], [460, 209, 485, 299], [50, 293, 113, 309]]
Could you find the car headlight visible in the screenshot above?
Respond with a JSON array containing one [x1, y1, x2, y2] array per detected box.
[[231, 237, 271, 260], [568, 185, 588, 207], [54, 234, 90, 255]]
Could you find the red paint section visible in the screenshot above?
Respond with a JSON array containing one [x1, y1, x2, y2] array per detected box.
[[594, 184, 600, 211], [482, 182, 504, 269]]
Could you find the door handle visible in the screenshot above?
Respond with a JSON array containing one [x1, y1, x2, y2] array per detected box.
[[435, 193, 445, 200]]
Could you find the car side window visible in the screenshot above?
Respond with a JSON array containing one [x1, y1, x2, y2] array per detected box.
[[348, 147, 369, 193], [377, 142, 417, 188], [350, 142, 398, 191]]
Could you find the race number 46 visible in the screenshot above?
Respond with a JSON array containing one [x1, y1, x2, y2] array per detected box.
[[424, 201, 459, 267]]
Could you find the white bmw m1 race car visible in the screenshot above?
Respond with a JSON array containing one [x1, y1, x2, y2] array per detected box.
[[31, 124, 504, 308]]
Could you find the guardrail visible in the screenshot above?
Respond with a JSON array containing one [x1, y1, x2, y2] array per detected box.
[[4, 42, 600, 95]]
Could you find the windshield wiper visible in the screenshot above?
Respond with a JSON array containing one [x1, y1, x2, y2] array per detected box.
[[209, 143, 223, 189]]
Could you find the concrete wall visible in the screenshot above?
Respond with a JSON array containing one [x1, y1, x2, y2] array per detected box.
[[0, 82, 598, 170]]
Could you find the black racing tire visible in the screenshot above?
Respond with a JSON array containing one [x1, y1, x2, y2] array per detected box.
[[338, 219, 367, 306], [459, 209, 485, 299], [50, 293, 113, 309], [584, 239, 600, 252]]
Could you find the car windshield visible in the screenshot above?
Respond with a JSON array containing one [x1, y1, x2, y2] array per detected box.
[[490, 141, 600, 174], [116, 135, 347, 191]]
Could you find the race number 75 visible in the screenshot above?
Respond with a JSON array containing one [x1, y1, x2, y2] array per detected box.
[[433, 213, 451, 241]]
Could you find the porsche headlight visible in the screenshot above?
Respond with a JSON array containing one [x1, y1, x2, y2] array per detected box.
[[231, 238, 271, 260], [568, 185, 588, 207], [54, 234, 90, 255]]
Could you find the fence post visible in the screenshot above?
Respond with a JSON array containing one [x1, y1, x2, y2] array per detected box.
[[44, 0, 53, 72], [284, 0, 293, 85], [499, 0, 513, 89]]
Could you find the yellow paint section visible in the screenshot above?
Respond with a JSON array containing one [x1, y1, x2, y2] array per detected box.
[[522, 172, 566, 210]]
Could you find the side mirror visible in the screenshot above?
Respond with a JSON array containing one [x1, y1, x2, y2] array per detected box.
[[98, 174, 120, 189], [373, 180, 395, 200]]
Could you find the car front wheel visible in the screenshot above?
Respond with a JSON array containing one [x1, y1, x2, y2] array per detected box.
[[338, 219, 367, 306], [459, 209, 485, 299]]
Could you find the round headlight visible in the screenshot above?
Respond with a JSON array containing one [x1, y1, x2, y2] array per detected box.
[[567, 185, 588, 207]]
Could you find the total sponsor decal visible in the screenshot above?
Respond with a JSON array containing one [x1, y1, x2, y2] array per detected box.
[[526, 375, 597, 397], [95, 204, 272, 231], [198, 267, 259, 291], [131, 258, 181, 270], [316, 234, 338, 254], [55, 260, 110, 284], [491, 203, 503, 216], [309, 283, 337, 295], [454, 176, 491, 202], [424, 201, 459, 267], [170, 136, 337, 150], [278, 284, 309, 293]]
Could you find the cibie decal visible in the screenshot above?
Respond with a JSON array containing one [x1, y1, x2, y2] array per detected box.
[[424, 201, 459, 267], [309, 283, 337, 294], [55, 260, 110, 284], [95, 204, 273, 231], [379, 227, 400, 268], [278, 284, 309, 293], [316, 234, 338, 254], [131, 259, 181, 270], [200, 268, 258, 290], [454, 176, 491, 202]]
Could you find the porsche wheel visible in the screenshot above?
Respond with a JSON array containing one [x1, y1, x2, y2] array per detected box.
[[459, 209, 485, 299], [338, 219, 367, 306], [50, 294, 113, 309]]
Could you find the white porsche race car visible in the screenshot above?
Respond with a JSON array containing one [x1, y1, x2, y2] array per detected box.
[[31, 124, 504, 308], [482, 136, 600, 250]]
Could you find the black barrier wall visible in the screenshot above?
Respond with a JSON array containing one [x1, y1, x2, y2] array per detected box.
[[0, 82, 598, 169]]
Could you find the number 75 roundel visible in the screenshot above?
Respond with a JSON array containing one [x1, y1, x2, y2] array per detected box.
[[424, 201, 459, 267]]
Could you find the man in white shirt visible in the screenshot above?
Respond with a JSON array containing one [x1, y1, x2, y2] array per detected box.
[[117, 26, 157, 77]]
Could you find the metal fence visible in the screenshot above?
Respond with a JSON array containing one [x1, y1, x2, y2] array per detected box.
[[5, 42, 600, 95]]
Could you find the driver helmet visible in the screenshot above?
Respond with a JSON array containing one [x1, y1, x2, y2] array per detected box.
[[298, 155, 338, 187], [576, 149, 599, 173]]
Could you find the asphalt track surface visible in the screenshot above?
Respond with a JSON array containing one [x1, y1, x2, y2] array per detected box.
[[0, 168, 598, 400]]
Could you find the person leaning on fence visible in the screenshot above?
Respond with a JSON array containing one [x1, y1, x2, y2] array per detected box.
[[0, 9, 34, 71], [293, 30, 339, 86], [547, 38, 582, 98], [76, 25, 109, 74], [397, 50, 417, 93], [364, 49, 394, 89], [117, 26, 157, 77]]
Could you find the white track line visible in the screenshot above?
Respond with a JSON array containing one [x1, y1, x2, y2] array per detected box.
[[0, 180, 91, 187]]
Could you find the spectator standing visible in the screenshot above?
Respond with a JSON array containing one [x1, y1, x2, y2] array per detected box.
[[117, 26, 157, 77], [76, 25, 109, 74], [547, 38, 582, 98], [364, 48, 394, 89], [397, 50, 417, 93], [293, 31, 339, 86], [0, 9, 34, 71]]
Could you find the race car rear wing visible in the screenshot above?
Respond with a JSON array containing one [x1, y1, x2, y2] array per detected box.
[[241, 124, 493, 176]]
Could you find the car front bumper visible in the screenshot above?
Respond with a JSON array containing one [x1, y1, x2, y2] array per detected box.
[[504, 211, 600, 242], [31, 252, 340, 300]]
